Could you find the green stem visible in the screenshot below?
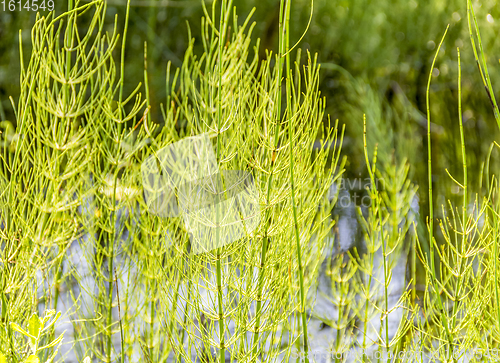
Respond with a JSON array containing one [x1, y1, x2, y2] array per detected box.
[[49, 0, 76, 350], [426, 25, 456, 362], [495, 223, 500, 330], [119, 0, 132, 121], [216, 1, 227, 362], [362, 116, 376, 363], [378, 199, 389, 362], [106, 238, 115, 361], [283, 0, 309, 361], [150, 279, 155, 357], [450, 47, 467, 334], [362, 271, 374, 362], [334, 275, 343, 363], [107, 2, 131, 360], [114, 269, 125, 363], [412, 229, 416, 305], [252, 0, 287, 358]]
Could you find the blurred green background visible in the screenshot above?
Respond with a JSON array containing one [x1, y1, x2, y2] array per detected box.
[[1, 0, 500, 242]]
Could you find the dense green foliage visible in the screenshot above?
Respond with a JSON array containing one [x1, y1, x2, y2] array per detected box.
[[1, 0, 500, 362]]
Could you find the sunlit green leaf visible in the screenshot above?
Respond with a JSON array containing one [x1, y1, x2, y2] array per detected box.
[[29, 313, 42, 345], [25, 355, 39, 363]]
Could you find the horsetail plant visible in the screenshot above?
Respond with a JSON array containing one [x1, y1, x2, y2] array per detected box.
[[149, 0, 344, 360], [5, 0, 500, 362]]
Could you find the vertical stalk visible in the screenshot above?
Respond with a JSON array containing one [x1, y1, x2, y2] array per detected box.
[[252, 0, 287, 357], [411, 228, 416, 304], [284, 0, 309, 361], [363, 116, 389, 361], [143, 40, 156, 359], [495, 218, 500, 330], [361, 116, 376, 362], [216, 1, 226, 362], [150, 280, 155, 356], [51, 1, 76, 349], [54, 0, 75, 313], [119, 0, 132, 118], [334, 269, 343, 363], [384, 166, 399, 361], [380, 205, 389, 362], [114, 269, 125, 363], [425, 25, 455, 362], [107, 180, 118, 362], [450, 47, 467, 332], [108, 1, 131, 360]]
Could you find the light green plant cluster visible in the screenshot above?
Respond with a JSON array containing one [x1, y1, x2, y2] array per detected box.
[[1, 0, 343, 362], [2, 0, 500, 362], [319, 1, 500, 362], [302, 1, 500, 362], [10, 310, 63, 363]]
